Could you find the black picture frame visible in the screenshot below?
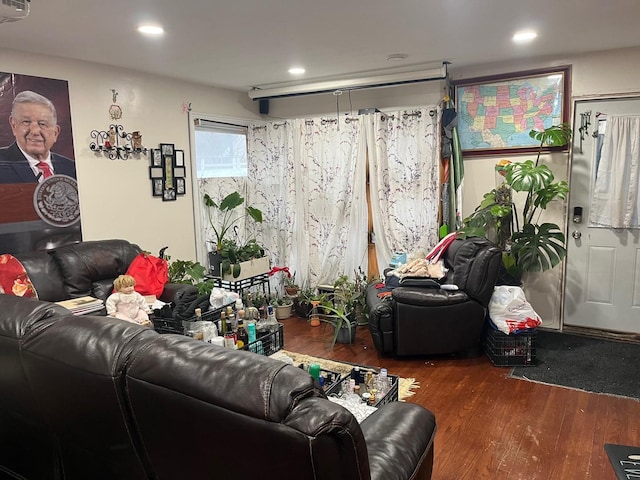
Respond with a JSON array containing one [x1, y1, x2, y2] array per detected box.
[[162, 187, 177, 202], [174, 166, 186, 178], [151, 149, 162, 167], [149, 166, 163, 179], [175, 149, 185, 167], [160, 143, 175, 156], [453, 66, 571, 157], [152, 178, 163, 197], [176, 177, 186, 195]]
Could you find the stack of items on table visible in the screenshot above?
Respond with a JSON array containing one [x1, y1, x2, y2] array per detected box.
[[152, 293, 284, 356], [54, 296, 105, 315], [483, 285, 542, 366]]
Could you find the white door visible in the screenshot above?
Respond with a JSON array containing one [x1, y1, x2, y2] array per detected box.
[[563, 97, 640, 333]]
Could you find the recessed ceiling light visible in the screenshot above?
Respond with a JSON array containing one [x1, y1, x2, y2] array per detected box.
[[138, 25, 164, 35], [288, 67, 306, 75], [513, 30, 537, 43], [386, 53, 408, 62]]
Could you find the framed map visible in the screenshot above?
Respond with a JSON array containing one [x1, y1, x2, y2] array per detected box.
[[454, 66, 570, 156]]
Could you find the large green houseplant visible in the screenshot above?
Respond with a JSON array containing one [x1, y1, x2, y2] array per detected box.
[[203, 191, 265, 278], [204, 191, 263, 253], [459, 124, 572, 278]]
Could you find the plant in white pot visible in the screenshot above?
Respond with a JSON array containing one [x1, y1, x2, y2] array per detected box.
[[203, 191, 264, 277], [270, 294, 293, 320]]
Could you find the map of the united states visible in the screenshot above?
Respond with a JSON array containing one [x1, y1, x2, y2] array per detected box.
[[457, 76, 563, 151]]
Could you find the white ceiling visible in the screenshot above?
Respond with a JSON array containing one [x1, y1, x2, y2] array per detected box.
[[2, 0, 640, 94]]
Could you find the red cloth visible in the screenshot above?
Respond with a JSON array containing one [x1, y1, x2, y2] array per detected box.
[[125, 252, 168, 297], [0, 254, 38, 298], [268, 266, 290, 278]]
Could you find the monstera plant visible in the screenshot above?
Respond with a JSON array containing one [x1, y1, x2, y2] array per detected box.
[[460, 124, 572, 277]]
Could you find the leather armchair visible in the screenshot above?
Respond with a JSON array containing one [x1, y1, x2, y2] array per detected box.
[[367, 237, 502, 356]]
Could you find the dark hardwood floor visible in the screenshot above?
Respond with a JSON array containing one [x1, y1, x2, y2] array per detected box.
[[279, 315, 640, 480]]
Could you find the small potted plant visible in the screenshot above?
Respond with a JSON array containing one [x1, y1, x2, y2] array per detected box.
[[283, 271, 299, 297], [270, 294, 293, 320]]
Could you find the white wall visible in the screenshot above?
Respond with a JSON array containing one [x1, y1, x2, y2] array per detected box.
[[1, 48, 261, 261], [450, 46, 640, 328], [4, 45, 640, 328]]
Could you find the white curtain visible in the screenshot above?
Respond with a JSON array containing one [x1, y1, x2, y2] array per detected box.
[[590, 115, 640, 228], [206, 107, 441, 289], [294, 116, 367, 285], [246, 116, 366, 289], [365, 107, 441, 270]]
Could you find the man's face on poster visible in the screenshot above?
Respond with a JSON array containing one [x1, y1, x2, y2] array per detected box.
[[9, 102, 60, 161]]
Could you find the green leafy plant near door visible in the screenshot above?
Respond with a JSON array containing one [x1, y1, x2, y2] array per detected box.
[[459, 124, 572, 276]]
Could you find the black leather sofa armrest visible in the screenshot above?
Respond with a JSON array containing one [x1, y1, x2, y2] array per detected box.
[[360, 402, 436, 480], [392, 286, 470, 307], [159, 283, 198, 303]]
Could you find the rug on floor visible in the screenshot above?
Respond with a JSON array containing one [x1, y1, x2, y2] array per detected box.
[[508, 330, 640, 401], [270, 350, 419, 401], [604, 444, 640, 479]]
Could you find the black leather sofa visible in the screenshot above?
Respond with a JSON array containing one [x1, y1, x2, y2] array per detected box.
[[0, 295, 437, 480], [367, 237, 502, 357], [10, 238, 193, 304]]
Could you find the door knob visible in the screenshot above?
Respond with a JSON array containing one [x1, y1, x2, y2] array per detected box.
[[572, 230, 582, 239]]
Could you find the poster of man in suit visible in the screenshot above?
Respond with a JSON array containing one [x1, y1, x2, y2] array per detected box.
[[0, 72, 82, 254]]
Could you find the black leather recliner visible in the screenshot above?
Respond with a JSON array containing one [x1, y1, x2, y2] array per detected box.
[[367, 237, 502, 356]]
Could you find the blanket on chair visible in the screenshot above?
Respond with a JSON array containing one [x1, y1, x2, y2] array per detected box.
[[0, 254, 38, 298]]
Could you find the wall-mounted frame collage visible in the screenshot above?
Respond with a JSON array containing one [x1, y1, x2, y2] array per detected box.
[[149, 143, 186, 201]]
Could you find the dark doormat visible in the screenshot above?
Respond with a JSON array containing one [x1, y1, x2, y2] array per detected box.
[[604, 444, 640, 479], [508, 330, 640, 401]]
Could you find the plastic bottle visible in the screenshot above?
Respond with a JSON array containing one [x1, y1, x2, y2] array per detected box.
[[376, 368, 390, 397]]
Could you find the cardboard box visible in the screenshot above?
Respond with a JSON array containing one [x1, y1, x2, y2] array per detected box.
[[221, 256, 270, 281]]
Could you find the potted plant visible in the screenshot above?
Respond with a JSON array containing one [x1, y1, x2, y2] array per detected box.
[[283, 271, 299, 297], [459, 124, 572, 281], [203, 191, 263, 276], [332, 268, 368, 325], [167, 258, 215, 296], [270, 294, 293, 320], [218, 238, 267, 280]]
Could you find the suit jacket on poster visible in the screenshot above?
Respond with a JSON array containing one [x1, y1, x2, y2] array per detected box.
[[0, 142, 77, 183]]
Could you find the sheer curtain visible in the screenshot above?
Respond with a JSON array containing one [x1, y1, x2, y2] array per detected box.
[[247, 116, 366, 288], [590, 115, 640, 228], [246, 122, 296, 272], [365, 107, 441, 271], [293, 116, 367, 285]]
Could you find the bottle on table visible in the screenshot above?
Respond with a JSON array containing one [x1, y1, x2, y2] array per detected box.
[[236, 318, 249, 349], [224, 319, 236, 348]]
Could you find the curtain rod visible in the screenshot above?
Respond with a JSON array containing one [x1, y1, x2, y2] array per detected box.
[[248, 62, 449, 100]]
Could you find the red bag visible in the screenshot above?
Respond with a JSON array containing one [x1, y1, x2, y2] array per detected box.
[[125, 252, 168, 297]]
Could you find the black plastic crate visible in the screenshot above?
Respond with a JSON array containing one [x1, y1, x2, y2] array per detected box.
[[483, 328, 537, 366], [153, 301, 234, 335], [294, 364, 343, 394], [326, 367, 398, 407], [240, 323, 284, 356]]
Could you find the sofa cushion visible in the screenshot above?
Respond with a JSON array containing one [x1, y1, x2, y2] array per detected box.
[[50, 239, 141, 298]]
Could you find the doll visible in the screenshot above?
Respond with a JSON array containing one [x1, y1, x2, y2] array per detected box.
[[106, 274, 151, 326]]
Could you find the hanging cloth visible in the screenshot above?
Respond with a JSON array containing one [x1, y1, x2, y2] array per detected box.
[[441, 99, 464, 235], [589, 115, 640, 228]]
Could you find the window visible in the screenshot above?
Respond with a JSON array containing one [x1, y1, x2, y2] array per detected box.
[[194, 119, 248, 178]]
